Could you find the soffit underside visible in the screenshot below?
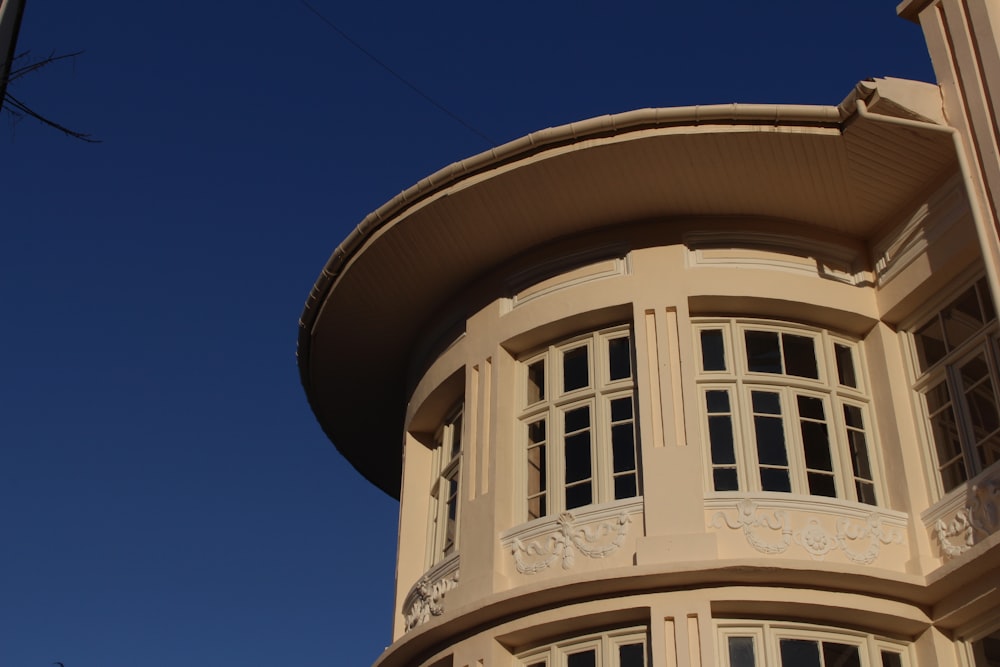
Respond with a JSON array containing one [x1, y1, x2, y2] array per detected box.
[[306, 118, 957, 497]]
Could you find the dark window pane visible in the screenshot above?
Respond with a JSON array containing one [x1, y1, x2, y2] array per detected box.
[[856, 480, 877, 505], [565, 483, 592, 509], [746, 330, 782, 373], [783, 333, 819, 378], [728, 636, 757, 667], [527, 360, 545, 403], [449, 414, 463, 459], [915, 316, 947, 371], [563, 346, 590, 392], [943, 285, 986, 350], [612, 423, 636, 472], [807, 471, 837, 497], [926, 381, 951, 413], [755, 416, 788, 465], [614, 474, 638, 499], [779, 639, 821, 667], [701, 329, 727, 371], [564, 432, 592, 483], [529, 419, 547, 444], [847, 428, 873, 480], [760, 467, 791, 492], [609, 336, 632, 380], [880, 651, 903, 667], [707, 389, 731, 413], [844, 404, 864, 429], [527, 444, 546, 492], [822, 642, 861, 667], [835, 343, 858, 387], [802, 423, 833, 471], [611, 396, 634, 422], [526, 663, 546, 667], [978, 277, 996, 321], [619, 642, 646, 667], [567, 650, 597, 667], [565, 406, 591, 433], [714, 468, 739, 491], [797, 395, 826, 421], [752, 391, 782, 415], [528, 495, 546, 520], [709, 416, 736, 464]]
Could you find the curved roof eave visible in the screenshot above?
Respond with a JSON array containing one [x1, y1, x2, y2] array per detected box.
[[299, 85, 956, 498]]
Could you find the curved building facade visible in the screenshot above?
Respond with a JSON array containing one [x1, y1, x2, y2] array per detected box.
[[299, 3, 1000, 665]]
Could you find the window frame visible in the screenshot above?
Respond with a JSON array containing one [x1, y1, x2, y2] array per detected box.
[[908, 277, 1000, 498], [517, 626, 649, 667], [695, 318, 881, 505], [427, 403, 463, 567], [717, 620, 911, 667], [518, 325, 640, 521]]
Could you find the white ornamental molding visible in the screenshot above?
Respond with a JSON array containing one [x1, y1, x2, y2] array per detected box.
[[934, 481, 1000, 558], [508, 510, 633, 575], [402, 559, 460, 631], [710, 498, 904, 564]]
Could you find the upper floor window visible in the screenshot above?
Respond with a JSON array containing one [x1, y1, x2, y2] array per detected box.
[[911, 277, 1000, 494], [696, 319, 878, 505], [429, 404, 462, 564], [519, 326, 639, 520], [518, 627, 648, 667], [719, 621, 909, 667]]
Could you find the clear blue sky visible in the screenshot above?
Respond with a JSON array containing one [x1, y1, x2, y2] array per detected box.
[[3, 2, 935, 666]]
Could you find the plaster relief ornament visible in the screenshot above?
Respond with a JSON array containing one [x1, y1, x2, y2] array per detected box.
[[935, 481, 1000, 558], [403, 570, 460, 631], [711, 498, 903, 564], [511, 511, 632, 574]]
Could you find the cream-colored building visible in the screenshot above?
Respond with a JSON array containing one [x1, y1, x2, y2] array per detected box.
[[298, 2, 1000, 665]]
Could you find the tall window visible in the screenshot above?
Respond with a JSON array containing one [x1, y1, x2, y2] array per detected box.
[[696, 319, 878, 505], [518, 627, 648, 667], [520, 326, 639, 520], [719, 622, 908, 667], [912, 277, 1000, 494], [429, 405, 462, 564]]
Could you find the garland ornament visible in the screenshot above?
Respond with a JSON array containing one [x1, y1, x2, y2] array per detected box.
[[935, 481, 1000, 558], [511, 511, 632, 574], [711, 498, 903, 564]]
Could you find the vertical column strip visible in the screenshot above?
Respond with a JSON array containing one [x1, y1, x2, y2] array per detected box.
[[687, 614, 702, 667], [665, 307, 688, 447], [480, 357, 492, 495], [663, 617, 677, 667], [468, 365, 479, 501], [644, 309, 666, 448]]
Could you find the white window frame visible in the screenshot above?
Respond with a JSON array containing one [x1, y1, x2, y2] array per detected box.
[[695, 318, 881, 505], [908, 276, 1000, 498], [427, 403, 463, 566], [517, 627, 649, 667], [716, 620, 911, 667], [519, 325, 640, 520]]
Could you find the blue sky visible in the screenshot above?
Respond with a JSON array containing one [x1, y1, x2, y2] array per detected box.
[[3, 2, 935, 666]]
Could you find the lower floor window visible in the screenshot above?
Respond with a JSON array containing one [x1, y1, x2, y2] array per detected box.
[[519, 628, 647, 667], [720, 622, 908, 667]]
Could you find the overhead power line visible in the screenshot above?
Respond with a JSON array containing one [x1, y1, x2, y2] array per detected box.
[[298, 0, 496, 146]]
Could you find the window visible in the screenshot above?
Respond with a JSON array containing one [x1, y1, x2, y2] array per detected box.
[[719, 622, 909, 667], [429, 404, 462, 564], [520, 326, 639, 520], [518, 628, 648, 667], [696, 319, 878, 504], [911, 277, 1000, 495]]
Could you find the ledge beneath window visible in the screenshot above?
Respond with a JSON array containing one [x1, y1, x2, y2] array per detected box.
[[706, 494, 908, 565], [921, 464, 1000, 560], [500, 498, 644, 575]]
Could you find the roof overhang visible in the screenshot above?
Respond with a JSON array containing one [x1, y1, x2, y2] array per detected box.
[[299, 79, 958, 497]]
